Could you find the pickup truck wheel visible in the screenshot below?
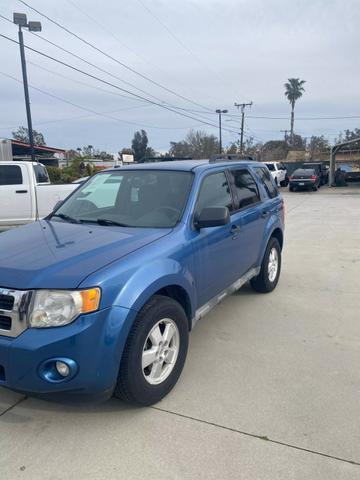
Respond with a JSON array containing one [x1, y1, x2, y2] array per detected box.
[[114, 295, 189, 406], [250, 237, 281, 293]]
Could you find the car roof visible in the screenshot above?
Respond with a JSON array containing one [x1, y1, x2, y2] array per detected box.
[[106, 159, 263, 173]]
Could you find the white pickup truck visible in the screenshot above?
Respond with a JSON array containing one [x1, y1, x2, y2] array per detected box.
[[265, 162, 289, 187], [0, 161, 77, 231]]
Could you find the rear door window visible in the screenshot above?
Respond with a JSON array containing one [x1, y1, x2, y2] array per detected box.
[[196, 171, 234, 215], [0, 165, 23, 185], [253, 166, 279, 198], [228, 169, 260, 210]]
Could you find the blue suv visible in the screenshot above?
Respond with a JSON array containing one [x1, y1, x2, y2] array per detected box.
[[0, 159, 284, 405]]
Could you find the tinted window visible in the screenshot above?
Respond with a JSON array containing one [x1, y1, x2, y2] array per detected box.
[[254, 167, 279, 198], [34, 164, 49, 183], [0, 165, 23, 185], [196, 172, 233, 215], [55, 170, 193, 228], [228, 169, 260, 210], [265, 163, 275, 171]]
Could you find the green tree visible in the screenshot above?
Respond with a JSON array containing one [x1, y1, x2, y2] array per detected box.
[[261, 140, 289, 162], [307, 135, 330, 160], [336, 129, 360, 150], [169, 130, 219, 159], [12, 126, 46, 146], [284, 78, 306, 144], [131, 130, 152, 162]]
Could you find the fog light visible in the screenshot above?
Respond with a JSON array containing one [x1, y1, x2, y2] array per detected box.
[[55, 361, 70, 377]]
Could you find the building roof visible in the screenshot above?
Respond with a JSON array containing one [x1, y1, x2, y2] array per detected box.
[[11, 139, 65, 156]]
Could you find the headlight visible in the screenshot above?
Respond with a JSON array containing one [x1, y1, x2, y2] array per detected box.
[[29, 288, 101, 328]]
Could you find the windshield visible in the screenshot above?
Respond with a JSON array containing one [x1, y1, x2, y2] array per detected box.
[[52, 170, 193, 228], [265, 163, 275, 171]]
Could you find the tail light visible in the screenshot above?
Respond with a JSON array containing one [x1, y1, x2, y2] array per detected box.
[[311, 175, 317, 181], [289, 176, 293, 181]]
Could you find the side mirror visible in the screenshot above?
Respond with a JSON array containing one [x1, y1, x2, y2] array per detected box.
[[195, 207, 230, 229]]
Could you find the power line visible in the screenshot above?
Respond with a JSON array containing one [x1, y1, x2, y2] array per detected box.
[[136, 0, 242, 103], [0, 35, 239, 134], [0, 71, 205, 130], [229, 114, 360, 121], [17, 0, 214, 113], [27, 61, 151, 106], [64, 0, 191, 92]]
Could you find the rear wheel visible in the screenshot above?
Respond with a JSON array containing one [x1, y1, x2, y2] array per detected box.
[[251, 237, 281, 293], [115, 295, 189, 406], [289, 185, 294, 192]]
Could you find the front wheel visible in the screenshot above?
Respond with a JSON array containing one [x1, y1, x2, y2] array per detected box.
[[115, 295, 189, 406], [251, 237, 281, 293]]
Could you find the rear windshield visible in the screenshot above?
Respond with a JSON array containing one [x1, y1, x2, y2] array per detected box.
[[53, 170, 194, 228], [294, 169, 315, 175]]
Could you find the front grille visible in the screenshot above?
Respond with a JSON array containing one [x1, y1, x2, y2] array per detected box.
[[0, 294, 14, 311], [0, 315, 12, 330], [0, 288, 30, 337]]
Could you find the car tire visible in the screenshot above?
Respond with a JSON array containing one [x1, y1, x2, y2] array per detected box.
[[289, 186, 294, 192], [114, 295, 189, 406], [250, 237, 281, 293], [312, 185, 318, 191]]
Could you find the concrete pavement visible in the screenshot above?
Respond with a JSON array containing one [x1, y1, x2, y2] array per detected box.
[[1, 186, 360, 479]]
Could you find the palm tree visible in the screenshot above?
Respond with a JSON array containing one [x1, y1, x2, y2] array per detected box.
[[284, 78, 306, 145]]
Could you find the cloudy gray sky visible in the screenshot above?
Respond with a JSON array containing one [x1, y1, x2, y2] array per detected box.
[[0, 0, 359, 153]]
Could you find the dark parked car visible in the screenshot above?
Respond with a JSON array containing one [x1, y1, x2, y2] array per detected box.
[[302, 162, 328, 185], [289, 168, 321, 191]]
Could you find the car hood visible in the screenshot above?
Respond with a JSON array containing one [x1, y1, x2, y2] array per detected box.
[[0, 220, 171, 289]]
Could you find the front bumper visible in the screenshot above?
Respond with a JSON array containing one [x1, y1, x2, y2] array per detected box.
[[0, 305, 136, 400]]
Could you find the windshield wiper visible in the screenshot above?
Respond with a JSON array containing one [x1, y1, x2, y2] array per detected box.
[[96, 218, 131, 227], [78, 218, 131, 227], [51, 213, 81, 224]]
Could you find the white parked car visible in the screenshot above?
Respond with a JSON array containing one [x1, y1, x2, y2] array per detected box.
[[265, 162, 288, 187], [0, 161, 77, 231]]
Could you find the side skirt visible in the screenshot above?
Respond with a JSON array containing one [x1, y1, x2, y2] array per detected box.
[[192, 266, 260, 327]]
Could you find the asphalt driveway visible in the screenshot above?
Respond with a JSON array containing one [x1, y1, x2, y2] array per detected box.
[[1, 186, 360, 479]]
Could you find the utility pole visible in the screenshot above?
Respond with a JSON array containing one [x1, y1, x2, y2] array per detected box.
[[280, 130, 289, 144], [13, 13, 42, 162], [234, 102, 252, 154], [215, 109, 228, 153]]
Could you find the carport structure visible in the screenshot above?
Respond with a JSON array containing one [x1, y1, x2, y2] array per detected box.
[[329, 137, 360, 185]]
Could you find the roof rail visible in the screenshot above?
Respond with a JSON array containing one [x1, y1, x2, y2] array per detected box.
[[209, 154, 256, 163]]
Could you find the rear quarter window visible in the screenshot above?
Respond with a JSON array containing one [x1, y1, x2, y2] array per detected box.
[[253, 166, 279, 199], [33, 164, 50, 183]]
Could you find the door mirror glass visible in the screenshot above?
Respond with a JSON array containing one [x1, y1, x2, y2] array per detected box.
[[195, 207, 230, 229]]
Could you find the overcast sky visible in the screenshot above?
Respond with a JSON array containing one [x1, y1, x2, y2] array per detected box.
[[0, 0, 359, 153]]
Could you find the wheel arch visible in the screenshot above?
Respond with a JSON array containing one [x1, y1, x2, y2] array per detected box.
[[270, 227, 283, 250]]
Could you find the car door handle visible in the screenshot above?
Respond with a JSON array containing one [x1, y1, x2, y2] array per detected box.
[[15, 190, 28, 194], [261, 210, 270, 218], [230, 225, 241, 237]]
